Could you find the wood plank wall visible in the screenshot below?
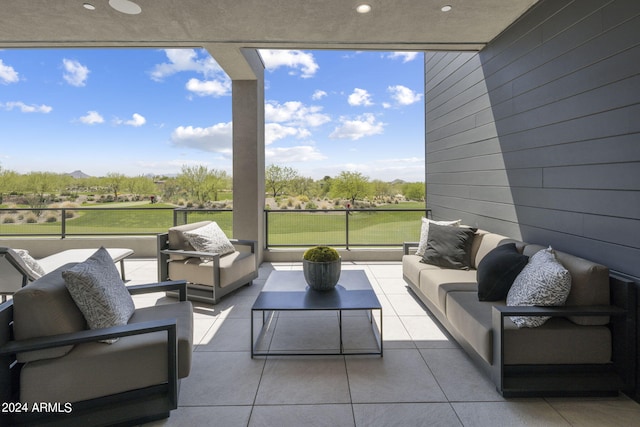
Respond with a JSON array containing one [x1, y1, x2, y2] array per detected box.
[[425, 0, 640, 279]]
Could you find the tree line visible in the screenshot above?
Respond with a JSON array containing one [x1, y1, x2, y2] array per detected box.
[[0, 164, 424, 208]]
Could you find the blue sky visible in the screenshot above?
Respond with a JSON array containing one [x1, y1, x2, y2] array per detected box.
[[0, 48, 425, 181]]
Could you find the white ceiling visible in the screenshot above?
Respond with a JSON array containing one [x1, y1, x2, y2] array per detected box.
[[1, 0, 540, 76]]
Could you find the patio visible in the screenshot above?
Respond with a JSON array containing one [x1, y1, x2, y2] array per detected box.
[[121, 258, 640, 427]]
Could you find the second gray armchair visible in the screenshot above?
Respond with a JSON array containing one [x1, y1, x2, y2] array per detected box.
[[157, 221, 258, 304]]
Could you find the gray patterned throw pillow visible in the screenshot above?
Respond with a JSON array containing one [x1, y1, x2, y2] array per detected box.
[[184, 222, 235, 256], [62, 247, 135, 343], [506, 247, 571, 328]]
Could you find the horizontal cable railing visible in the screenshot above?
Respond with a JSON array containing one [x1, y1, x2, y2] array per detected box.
[[1, 207, 430, 248]]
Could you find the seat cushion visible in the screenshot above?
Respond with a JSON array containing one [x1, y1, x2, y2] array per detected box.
[[418, 267, 478, 313], [402, 254, 441, 288], [20, 301, 193, 404], [168, 251, 256, 288]]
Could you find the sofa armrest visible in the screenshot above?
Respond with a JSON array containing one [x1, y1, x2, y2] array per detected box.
[[230, 239, 256, 253], [161, 249, 222, 259], [403, 242, 419, 255], [0, 318, 180, 406], [491, 304, 628, 395], [128, 280, 188, 301]]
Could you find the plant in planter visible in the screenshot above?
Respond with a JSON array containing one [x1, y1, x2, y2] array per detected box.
[[302, 246, 341, 291]]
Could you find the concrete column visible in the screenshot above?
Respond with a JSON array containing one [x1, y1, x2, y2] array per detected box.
[[232, 78, 265, 261], [206, 47, 265, 261]]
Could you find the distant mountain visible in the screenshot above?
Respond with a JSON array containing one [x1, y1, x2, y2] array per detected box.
[[68, 170, 91, 179]]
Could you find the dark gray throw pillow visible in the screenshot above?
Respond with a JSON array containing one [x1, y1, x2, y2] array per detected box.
[[420, 223, 477, 270], [476, 243, 528, 301]]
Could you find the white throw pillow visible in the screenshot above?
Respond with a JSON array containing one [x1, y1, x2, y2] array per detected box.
[[415, 218, 461, 257], [506, 247, 572, 328], [184, 222, 235, 256], [14, 249, 46, 279], [62, 247, 135, 343]]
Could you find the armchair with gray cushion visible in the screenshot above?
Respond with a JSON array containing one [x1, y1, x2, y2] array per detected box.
[[157, 221, 258, 304], [0, 251, 193, 426]]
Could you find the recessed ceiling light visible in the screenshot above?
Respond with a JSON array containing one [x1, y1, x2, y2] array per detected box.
[[83, 3, 96, 10], [109, 0, 142, 15], [441, 5, 452, 12], [356, 4, 372, 14]]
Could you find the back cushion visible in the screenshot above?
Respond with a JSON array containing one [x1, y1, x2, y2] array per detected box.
[[523, 245, 609, 325], [472, 231, 524, 269], [13, 265, 87, 363]]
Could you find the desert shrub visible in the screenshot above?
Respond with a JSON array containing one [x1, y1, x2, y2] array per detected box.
[[287, 198, 294, 207], [294, 203, 301, 209], [307, 202, 318, 210], [65, 211, 75, 219], [25, 214, 38, 223], [298, 195, 310, 203], [2, 216, 15, 224], [279, 204, 288, 210], [45, 216, 57, 223]]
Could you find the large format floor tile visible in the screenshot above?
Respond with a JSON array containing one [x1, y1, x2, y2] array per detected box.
[[122, 259, 640, 427]]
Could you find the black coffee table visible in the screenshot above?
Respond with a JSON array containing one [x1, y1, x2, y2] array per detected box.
[[251, 270, 383, 357]]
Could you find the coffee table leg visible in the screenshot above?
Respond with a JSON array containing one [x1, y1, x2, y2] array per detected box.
[[339, 310, 343, 354]]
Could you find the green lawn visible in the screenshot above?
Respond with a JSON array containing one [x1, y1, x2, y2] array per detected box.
[[1, 202, 427, 246]]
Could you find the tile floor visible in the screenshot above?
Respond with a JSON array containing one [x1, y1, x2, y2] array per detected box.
[[121, 259, 640, 427]]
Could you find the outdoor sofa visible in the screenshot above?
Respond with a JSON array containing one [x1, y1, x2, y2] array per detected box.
[[0, 247, 193, 426], [403, 223, 636, 397]]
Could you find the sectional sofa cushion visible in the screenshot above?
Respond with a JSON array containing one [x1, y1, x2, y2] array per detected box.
[[63, 247, 135, 342], [477, 243, 529, 301], [421, 224, 477, 270], [415, 218, 461, 257], [506, 247, 571, 328]]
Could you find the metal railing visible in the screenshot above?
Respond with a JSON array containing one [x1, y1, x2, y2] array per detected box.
[[1, 206, 430, 249], [265, 208, 431, 249]]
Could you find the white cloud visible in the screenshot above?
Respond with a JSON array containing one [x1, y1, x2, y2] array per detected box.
[[150, 49, 223, 81], [265, 101, 330, 128], [388, 85, 423, 106], [266, 123, 312, 145], [170, 122, 233, 154], [185, 77, 231, 97], [79, 110, 104, 125], [386, 52, 419, 63], [348, 88, 373, 106], [62, 59, 90, 87], [312, 90, 327, 100], [115, 113, 146, 127], [329, 113, 385, 140], [0, 60, 19, 84], [265, 145, 326, 163], [259, 50, 319, 78], [1, 101, 52, 113]]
